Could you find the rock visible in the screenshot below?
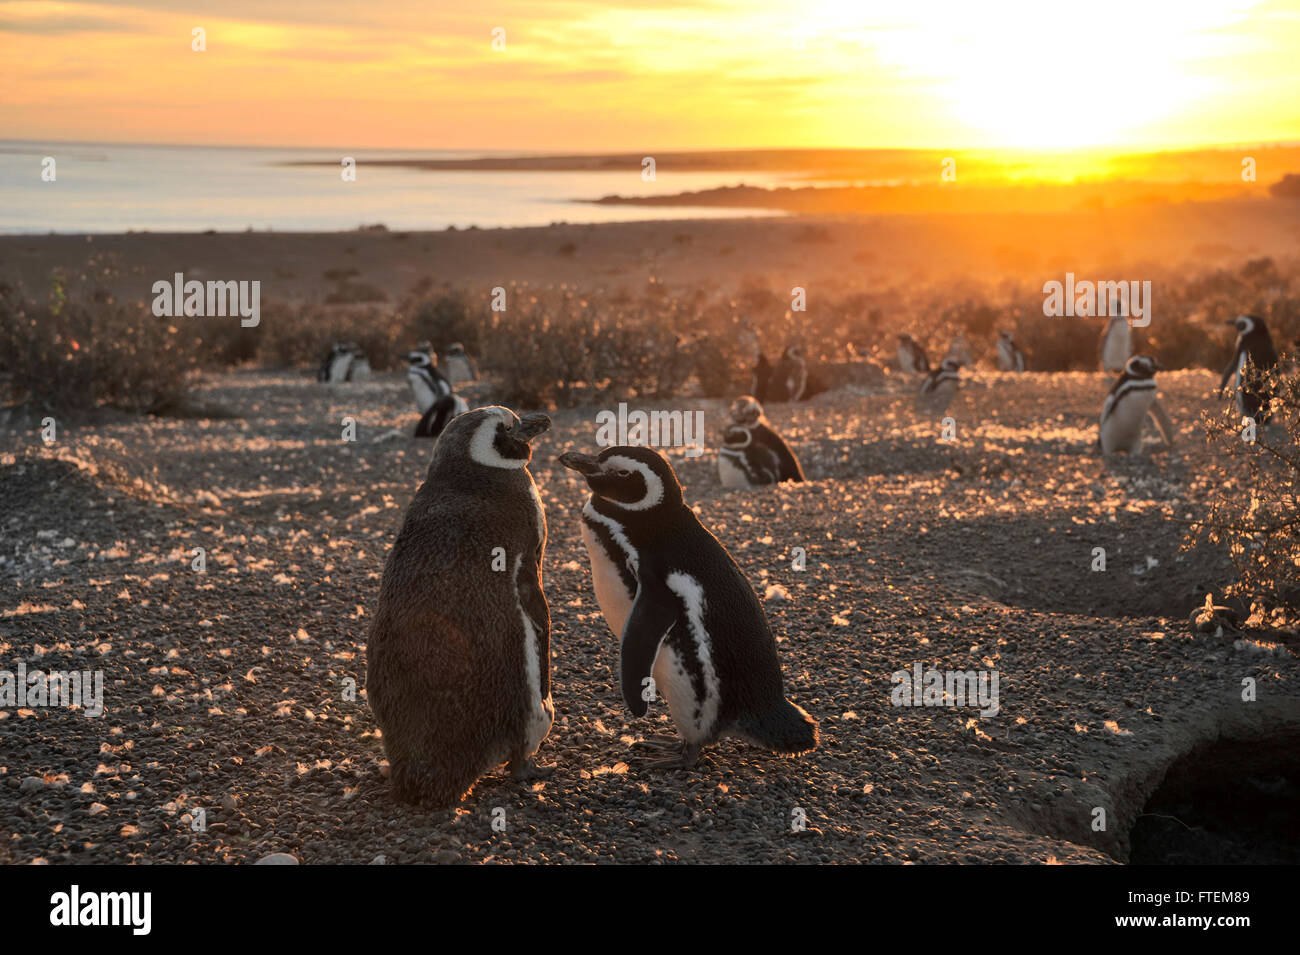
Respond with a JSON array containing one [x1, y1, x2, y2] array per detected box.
[[19, 776, 44, 793], [433, 848, 460, 865], [254, 852, 299, 865]]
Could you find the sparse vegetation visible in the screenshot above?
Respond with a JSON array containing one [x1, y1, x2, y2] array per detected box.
[[1188, 365, 1300, 620]]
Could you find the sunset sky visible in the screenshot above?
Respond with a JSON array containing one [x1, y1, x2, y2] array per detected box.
[[2, 0, 1298, 152]]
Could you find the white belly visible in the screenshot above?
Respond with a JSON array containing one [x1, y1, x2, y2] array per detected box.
[[1101, 324, 1130, 371], [1101, 389, 1156, 454], [580, 520, 635, 637], [408, 373, 436, 413], [898, 347, 915, 374], [445, 356, 474, 385], [328, 353, 352, 382], [717, 452, 751, 488]]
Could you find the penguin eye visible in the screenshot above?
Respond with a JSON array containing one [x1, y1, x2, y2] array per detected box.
[[615, 469, 632, 478]]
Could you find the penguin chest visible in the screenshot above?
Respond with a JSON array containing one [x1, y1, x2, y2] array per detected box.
[[1101, 385, 1156, 453], [717, 450, 753, 488], [579, 518, 636, 637], [445, 356, 473, 385], [1102, 325, 1130, 371], [897, 347, 914, 374], [328, 353, 353, 382], [407, 372, 437, 413]]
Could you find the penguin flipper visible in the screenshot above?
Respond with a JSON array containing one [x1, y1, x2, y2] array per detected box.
[[620, 575, 679, 718]]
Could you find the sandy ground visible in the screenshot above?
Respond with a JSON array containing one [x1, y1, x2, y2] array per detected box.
[[4, 199, 1300, 307], [2, 366, 1296, 864]]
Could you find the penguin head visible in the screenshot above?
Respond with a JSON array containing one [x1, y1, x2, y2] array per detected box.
[[1228, 315, 1263, 338], [558, 445, 683, 512], [446, 342, 465, 356], [897, 334, 914, 346], [435, 407, 550, 472], [721, 425, 753, 449], [406, 349, 434, 370], [728, 395, 764, 426], [940, 357, 964, 373], [1123, 355, 1163, 378], [784, 344, 804, 361]]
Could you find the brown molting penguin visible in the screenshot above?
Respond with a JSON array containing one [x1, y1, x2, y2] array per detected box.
[[366, 407, 554, 807]]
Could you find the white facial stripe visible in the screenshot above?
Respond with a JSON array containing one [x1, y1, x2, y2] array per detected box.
[[469, 411, 528, 470], [603, 454, 664, 511]]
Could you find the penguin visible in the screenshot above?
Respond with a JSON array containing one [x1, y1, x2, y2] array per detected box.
[[442, 342, 478, 387], [406, 348, 467, 439], [318, 342, 355, 383], [947, 333, 974, 367], [1219, 315, 1279, 423], [1099, 309, 1131, 374], [1100, 356, 1163, 455], [366, 407, 554, 807], [557, 446, 819, 769], [918, 357, 962, 415], [769, 345, 808, 402], [717, 425, 781, 487], [727, 395, 804, 482], [348, 349, 372, 382], [897, 334, 930, 375], [995, 330, 1026, 372]]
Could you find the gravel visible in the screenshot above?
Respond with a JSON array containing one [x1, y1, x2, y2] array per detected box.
[[0, 367, 1296, 864]]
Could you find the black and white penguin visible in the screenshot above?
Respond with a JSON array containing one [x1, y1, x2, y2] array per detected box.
[[918, 357, 962, 414], [947, 333, 974, 368], [897, 334, 930, 375], [726, 395, 804, 483], [557, 446, 818, 769], [406, 348, 467, 439], [1099, 309, 1131, 374], [717, 425, 781, 487], [366, 407, 554, 807], [318, 342, 361, 383], [1100, 355, 1162, 455], [995, 330, 1026, 372], [1219, 315, 1279, 423], [769, 345, 808, 402], [442, 342, 478, 387]]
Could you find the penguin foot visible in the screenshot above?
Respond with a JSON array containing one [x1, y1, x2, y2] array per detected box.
[[508, 757, 555, 782], [641, 743, 701, 772]]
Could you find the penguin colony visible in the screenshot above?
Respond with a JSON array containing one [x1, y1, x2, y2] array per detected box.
[[366, 317, 1285, 806]]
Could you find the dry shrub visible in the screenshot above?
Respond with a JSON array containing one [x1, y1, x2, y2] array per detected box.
[[0, 267, 199, 415], [1187, 365, 1300, 620]]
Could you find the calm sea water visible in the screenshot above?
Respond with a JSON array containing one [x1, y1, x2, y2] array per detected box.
[[0, 141, 791, 234]]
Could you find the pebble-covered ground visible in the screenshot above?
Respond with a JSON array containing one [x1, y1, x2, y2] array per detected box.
[[1, 368, 1297, 864]]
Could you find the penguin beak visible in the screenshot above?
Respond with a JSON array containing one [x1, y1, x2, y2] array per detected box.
[[511, 413, 551, 443], [558, 451, 603, 476]]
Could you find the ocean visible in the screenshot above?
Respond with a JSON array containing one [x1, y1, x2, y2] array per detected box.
[[0, 141, 789, 234]]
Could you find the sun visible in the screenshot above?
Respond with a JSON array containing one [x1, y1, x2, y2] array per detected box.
[[804, 0, 1260, 149]]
